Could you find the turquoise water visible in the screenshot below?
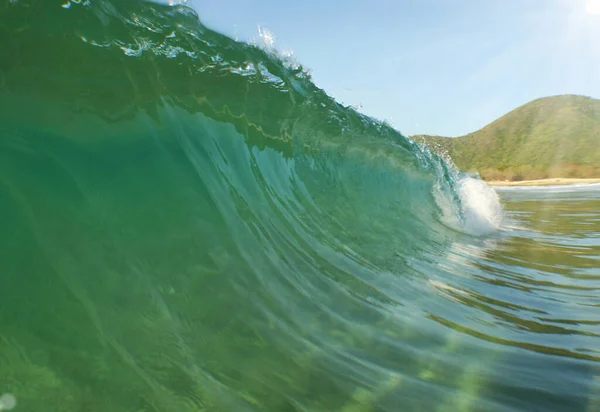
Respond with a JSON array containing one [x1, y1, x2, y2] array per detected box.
[[0, 1, 599, 411]]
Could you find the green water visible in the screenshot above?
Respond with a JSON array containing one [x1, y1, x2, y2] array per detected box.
[[0, 1, 599, 411]]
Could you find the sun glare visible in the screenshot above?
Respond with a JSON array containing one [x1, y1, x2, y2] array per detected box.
[[585, 0, 600, 15]]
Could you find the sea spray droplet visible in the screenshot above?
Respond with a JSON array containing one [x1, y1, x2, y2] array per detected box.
[[257, 26, 276, 49], [0, 394, 16, 411]]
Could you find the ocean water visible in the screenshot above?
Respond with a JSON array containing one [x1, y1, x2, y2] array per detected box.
[[0, 1, 599, 411]]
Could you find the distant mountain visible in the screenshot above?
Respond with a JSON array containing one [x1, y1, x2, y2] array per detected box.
[[413, 95, 600, 181]]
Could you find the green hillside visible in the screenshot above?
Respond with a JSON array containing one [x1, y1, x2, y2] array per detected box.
[[413, 95, 600, 181]]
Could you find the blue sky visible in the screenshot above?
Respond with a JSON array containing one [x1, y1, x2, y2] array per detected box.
[[187, 0, 600, 137]]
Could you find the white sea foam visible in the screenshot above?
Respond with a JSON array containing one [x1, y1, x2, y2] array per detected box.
[[493, 182, 600, 192], [435, 176, 503, 236], [456, 177, 503, 235]]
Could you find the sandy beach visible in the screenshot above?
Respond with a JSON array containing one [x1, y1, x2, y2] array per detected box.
[[487, 178, 600, 187]]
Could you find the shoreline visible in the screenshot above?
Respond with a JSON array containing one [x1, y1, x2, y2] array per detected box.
[[486, 178, 600, 187]]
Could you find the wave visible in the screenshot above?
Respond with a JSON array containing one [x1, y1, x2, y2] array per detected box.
[[2, 1, 598, 411]]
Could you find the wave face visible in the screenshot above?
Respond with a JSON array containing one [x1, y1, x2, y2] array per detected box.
[[0, 1, 598, 411]]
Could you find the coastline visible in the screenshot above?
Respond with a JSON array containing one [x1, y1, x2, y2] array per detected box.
[[486, 178, 600, 187]]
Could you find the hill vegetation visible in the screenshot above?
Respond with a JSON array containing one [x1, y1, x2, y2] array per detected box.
[[413, 95, 600, 181]]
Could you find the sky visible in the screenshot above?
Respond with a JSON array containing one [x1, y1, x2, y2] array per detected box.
[[183, 0, 600, 137]]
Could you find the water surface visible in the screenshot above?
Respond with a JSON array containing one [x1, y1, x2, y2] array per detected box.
[[0, 2, 598, 411]]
